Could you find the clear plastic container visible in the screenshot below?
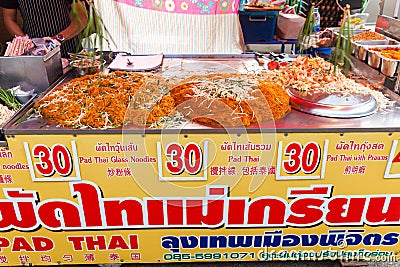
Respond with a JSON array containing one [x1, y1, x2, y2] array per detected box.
[[349, 13, 369, 29], [313, 7, 320, 32]]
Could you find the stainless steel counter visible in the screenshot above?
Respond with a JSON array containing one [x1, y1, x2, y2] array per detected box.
[[3, 55, 400, 135]]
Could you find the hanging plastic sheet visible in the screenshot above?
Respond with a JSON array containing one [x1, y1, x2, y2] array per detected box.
[[93, 0, 245, 54]]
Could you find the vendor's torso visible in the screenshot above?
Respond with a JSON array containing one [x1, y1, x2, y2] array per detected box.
[[17, 0, 79, 57], [18, 0, 71, 38]]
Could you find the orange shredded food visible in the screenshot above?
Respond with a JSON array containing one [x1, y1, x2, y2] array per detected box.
[[35, 72, 290, 129], [169, 74, 290, 127], [370, 47, 400, 60], [125, 76, 176, 127], [34, 71, 151, 129], [352, 31, 386, 41]]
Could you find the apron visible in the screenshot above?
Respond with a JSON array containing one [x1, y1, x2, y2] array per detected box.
[[18, 0, 80, 57]]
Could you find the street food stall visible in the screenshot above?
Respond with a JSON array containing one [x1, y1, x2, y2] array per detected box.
[[1, 2, 400, 266]]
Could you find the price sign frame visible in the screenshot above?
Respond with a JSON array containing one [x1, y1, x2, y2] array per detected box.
[[156, 141, 209, 181], [23, 141, 81, 182], [276, 139, 330, 180]]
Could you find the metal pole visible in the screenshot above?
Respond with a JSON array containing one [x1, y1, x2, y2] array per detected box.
[[394, 75, 400, 94], [394, 0, 400, 18], [379, 0, 385, 15]]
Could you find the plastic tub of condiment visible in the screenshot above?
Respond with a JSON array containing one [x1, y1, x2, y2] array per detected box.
[[349, 13, 369, 29]]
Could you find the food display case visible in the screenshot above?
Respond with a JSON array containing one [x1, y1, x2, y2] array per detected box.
[[1, 51, 400, 266]]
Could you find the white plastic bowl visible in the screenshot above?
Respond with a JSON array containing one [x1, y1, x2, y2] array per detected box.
[[349, 13, 369, 29]]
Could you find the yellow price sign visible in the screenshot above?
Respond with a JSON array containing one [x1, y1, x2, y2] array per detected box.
[[384, 140, 400, 178]]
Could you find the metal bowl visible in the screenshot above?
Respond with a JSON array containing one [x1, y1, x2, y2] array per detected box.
[[16, 93, 35, 104], [70, 59, 105, 76], [366, 45, 400, 77]]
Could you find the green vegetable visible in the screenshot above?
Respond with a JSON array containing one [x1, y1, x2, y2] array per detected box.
[[331, 4, 352, 76], [71, 0, 115, 69], [0, 88, 22, 110], [296, 4, 315, 55]]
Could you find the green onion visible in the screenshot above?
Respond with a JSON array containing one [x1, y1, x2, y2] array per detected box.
[[0, 88, 22, 110], [71, 0, 115, 68], [332, 5, 352, 76], [296, 4, 315, 54]]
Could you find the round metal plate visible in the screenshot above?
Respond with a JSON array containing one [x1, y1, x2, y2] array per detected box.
[[288, 87, 378, 118]]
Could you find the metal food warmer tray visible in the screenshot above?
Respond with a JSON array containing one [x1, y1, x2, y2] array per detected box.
[[3, 55, 400, 137], [2, 55, 400, 266]]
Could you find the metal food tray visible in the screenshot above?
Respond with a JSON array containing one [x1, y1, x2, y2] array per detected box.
[[355, 39, 389, 46], [353, 39, 390, 57], [366, 45, 400, 77], [0, 47, 62, 94], [3, 55, 262, 135], [332, 28, 388, 56], [0, 93, 36, 147], [287, 87, 378, 118], [329, 27, 367, 37], [3, 55, 400, 135]]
